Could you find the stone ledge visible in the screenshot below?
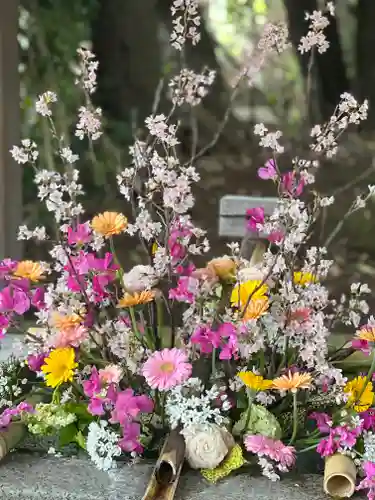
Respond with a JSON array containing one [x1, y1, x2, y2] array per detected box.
[[0, 452, 360, 500]]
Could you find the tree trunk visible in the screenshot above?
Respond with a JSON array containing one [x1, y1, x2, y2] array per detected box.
[[356, 0, 375, 131], [284, 0, 350, 121], [91, 0, 162, 133]]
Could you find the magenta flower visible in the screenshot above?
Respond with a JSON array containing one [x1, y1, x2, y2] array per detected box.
[[357, 461, 375, 500], [361, 411, 375, 431], [110, 389, 153, 426], [88, 396, 106, 416], [310, 412, 332, 434], [83, 367, 101, 398], [191, 325, 221, 354], [119, 421, 143, 453], [27, 352, 49, 372], [0, 402, 34, 429], [142, 348, 192, 391], [244, 435, 295, 469], [169, 276, 199, 304], [246, 207, 264, 232], [67, 222, 91, 246], [352, 338, 371, 356], [31, 287, 46, 310], [0, 259, 17, 279], [0, 285, 30, 315], [267, 229, 284, 244], [258, 159, 277, 180], [0, 315, 9, 338], [281, 171, 304, 197]]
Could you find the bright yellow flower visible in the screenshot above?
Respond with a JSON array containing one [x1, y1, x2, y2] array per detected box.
[[344, 376, 374, 413], [231, 280, 268, 309], [13, 261, 45, 282], [293, 272, 317, 286], [242, 298, 269, 321], [238, 371, 273, 392], [272, 371, 312, 393], [117, 291, 155, 308], [41, 348, 78, 388], [356, 326, 375, 343], [91, 211, 127, 238]]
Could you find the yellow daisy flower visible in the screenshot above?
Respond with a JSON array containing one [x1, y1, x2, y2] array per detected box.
[[41, 347, 78, 388], [117, 291, 155, 308], [231, 280, 268, 308], [344, 376, 374, 413], [293, 271, 317, 286], [238, 371, 273, 392], [13, 260, 45, 282], [91, 211, 127, 238], [272, 371, 312, 393]]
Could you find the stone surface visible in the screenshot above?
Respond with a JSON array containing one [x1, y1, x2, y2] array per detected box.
[[219, 195, 278, 238], [0, 452, 353, 500], [0, 334, 26, 362]]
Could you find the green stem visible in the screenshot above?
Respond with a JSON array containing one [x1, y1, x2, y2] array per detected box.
[[298, 443, 318, 454], [211, 348, 216, 377], [289, 391, 299, 445], [242, 389, 253, 437], [356, 348, 375, 404], [109, 237, 124, 280], [129, 307, 139, 336]]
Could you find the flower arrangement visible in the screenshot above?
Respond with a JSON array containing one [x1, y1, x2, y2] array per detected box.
[[2, 1, 375, 498]]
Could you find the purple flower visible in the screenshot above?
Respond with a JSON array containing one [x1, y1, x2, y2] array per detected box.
[[31, 287, 46, 310], [110, 389, 153, 426], [357, 461, 375, 500], [88, 396, 105, 416], [310, 412, 332, 434], [83, 367, 101, 398], [68, 223, 91, 246], [352, 338, 371, 356], [258, 159, 277, 180], [246, 207, 264, 232], [169, 276, 199, 304]]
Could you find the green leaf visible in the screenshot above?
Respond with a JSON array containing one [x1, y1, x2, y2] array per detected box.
[[59, 423, 79, 447], [74, 430, 86, 449]]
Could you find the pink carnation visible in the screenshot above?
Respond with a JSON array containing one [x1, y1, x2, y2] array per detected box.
[[142, 348, 192, 391], [244, 434, 295, 469], [52, 325, 88, 348]]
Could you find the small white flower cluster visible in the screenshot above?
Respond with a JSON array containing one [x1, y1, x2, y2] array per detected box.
[[165, 378, 229, 430], [126, 205, 163, 242], [258, 457, 280, 481], [35, 91, 58, 117], [0, 359, 26, 408], [364, 431, 375, 463], [145, 114, 179, 147], [75, 106, 102, 141], [123, 265, 158, 293], [35, 169, 84, 222], [76, 47, 98, 94], [105, 320, 144, 373], [86, 421, 122, 471], [258, 22, 290, 54], [169, 68, 216, 106], [10, 139, 39, 165], [18, 225, 47, 242], [298, 10, 330, 54], [60, 147, 79, 164], [170, 0, 200, 50], [311, 93, 368, 157], [254, 123, 284, 153]]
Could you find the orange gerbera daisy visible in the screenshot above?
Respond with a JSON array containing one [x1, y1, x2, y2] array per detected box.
[[51, 312, 83, 330], [117, 291, 155, 308], [356, 325, 375, 342], [13, 260, 45, 282], [243, 298, 269, 321], [272, 371, 312, 393], [91, 211, 128, 238]]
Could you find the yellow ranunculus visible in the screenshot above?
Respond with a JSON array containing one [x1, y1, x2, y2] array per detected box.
[[41, 347, 78, 388]]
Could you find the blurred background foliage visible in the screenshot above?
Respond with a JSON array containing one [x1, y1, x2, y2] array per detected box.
[[16, 0, 375, 290]]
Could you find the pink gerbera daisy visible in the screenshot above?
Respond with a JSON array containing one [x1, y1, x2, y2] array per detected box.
[[142, 348, 192, 391]]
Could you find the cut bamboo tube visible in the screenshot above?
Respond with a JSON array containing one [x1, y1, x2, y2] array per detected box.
[[142, 430, 185, 500], [323, 453, 356, 498]]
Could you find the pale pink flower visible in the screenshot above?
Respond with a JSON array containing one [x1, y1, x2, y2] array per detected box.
[[99, 365, 123, 385], [244, 434, 295, 469], [52, 325, 88, 348], [258, 159, 277, 180], [142, 348, 192, 391]]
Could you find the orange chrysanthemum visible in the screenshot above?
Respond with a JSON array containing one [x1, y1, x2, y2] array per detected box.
[[51, 312, 83, 330], [243, 298, 269, 321], [91, 211, 128, 238], [356, 325, 375, 343], [13, 260, 45, 282], [117, 291, 155, 308], [272, 371, 312, 393]]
